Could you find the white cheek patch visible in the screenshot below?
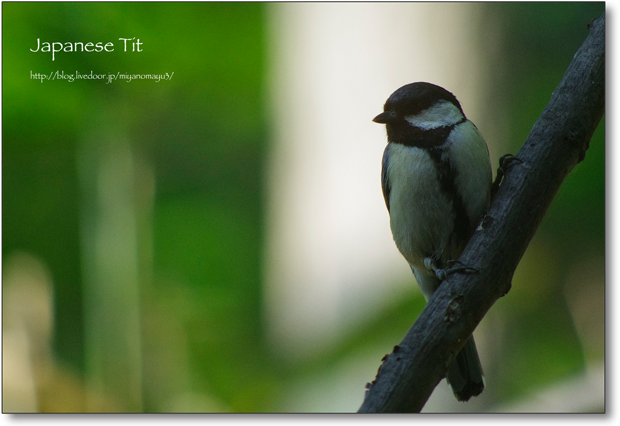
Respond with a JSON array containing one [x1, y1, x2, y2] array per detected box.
[[404, 100, 464, 130]]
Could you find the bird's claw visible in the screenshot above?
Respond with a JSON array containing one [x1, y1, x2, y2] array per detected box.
[[498, 154, 523, 173], [491, 154, 523, 198], [435, 261, 478, 281]]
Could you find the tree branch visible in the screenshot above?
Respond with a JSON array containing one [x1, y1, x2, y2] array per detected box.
[[358, 13, 605, 413]]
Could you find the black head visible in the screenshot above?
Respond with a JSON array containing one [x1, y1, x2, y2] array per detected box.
[[373, 82, 465, 124]]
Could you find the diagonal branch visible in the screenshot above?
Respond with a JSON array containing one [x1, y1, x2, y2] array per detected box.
[[358, 13, 605, 413]]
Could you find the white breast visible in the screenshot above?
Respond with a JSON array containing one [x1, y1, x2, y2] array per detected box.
[[385, 120, 491, 272], [386, 143, 454, 270]]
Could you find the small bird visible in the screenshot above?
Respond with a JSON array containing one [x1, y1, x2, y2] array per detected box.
[[373, 82, 492, 401]]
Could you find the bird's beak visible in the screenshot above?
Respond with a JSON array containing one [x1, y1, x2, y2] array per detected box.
[[373, 111, 395, 124]]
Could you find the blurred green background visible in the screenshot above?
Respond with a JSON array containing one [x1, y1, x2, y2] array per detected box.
[[2, 2, 604, 413]]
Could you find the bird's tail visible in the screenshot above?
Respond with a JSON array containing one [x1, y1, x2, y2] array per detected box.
[[446, 336, 484, 401]]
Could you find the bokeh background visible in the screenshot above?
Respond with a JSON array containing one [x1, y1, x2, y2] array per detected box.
[[2, 2, 604, 413]]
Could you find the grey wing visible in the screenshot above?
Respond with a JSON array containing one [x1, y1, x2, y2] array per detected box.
[[381, 144, 391, 212]]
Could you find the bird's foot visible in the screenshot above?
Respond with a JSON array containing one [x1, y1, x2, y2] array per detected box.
[[433, 260, 478, 281], [491, 154, 523, 198]]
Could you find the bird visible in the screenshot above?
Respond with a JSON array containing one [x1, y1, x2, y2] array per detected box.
[[373, 82, 492, 402]]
